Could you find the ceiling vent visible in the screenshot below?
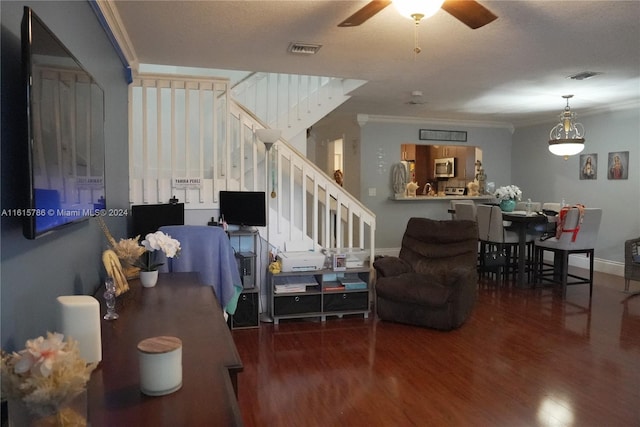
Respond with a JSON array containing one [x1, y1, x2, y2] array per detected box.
[[568, 71, 602, 81], [288, 42, 322, 55]]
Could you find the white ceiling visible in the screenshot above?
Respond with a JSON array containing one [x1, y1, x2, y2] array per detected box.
[[110, 0, 640, 128]]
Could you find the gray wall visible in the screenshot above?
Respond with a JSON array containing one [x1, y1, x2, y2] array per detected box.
[[512, 109, 640, 262], [358, 118, 513, 250], [1, 1, 129, 350]]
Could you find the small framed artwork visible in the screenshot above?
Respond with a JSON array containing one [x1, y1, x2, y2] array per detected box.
[[579, 153, 597, 180], [607, 151, 629, 180], [419, 129, 467, 142], [332, 254, 347, 271]]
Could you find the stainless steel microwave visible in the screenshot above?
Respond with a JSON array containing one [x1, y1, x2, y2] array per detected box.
[[434, 157, 455, 178]]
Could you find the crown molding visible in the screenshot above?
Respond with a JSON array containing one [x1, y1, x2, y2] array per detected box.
[[92, 0, 139, 75], [356, 113, 515, 134]]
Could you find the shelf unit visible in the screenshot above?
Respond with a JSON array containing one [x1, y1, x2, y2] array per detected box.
[[227, 229, 260, 329], [267, 267, 371, 325]]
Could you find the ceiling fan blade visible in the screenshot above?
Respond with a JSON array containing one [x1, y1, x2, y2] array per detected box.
[[441, 0, 497, 29], [338, 0, 392, 27]]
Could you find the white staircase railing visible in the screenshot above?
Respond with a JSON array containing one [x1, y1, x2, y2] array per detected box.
[[128, 74, 376, 261], [231, 72, 366, 142]]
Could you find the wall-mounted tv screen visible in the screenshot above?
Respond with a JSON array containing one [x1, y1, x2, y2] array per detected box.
[[21, 7, 106, 239], [219, 191, 266, 228]]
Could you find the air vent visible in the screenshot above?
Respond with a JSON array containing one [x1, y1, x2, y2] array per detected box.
[[288, 42, 322, 55], [568, 71, 603, 81]]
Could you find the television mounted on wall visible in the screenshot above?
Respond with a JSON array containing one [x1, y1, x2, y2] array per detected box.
[[219, 191, 266, 229], [21, 7, 106, 239]]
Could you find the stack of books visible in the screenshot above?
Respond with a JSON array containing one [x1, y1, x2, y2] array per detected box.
[[274, 284, 307, 294], [338, 276, 367, 290], [274, 276, 318, 294]]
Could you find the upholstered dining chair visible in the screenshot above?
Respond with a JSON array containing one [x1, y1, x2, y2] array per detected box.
[[476, 204, 521, 283], [454, 202, 477, 221], [534, 207, 602, 298], [515, 201, 541, 212], [157, 225, 243, 314], [624, 237, 640, 294], [450, 200, 476, 220]]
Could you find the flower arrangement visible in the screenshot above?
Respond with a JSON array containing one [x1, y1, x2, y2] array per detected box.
[[494, 184, 522, 201], [1, 332, 95, 422], [134, 230, 181, 272]]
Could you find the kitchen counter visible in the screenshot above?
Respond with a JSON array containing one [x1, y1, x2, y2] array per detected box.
[[389, 195, 496, 201]]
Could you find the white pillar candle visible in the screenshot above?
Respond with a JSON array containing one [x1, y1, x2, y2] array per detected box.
[[56, 295, 102, 363], [138, 336, 183, 396]]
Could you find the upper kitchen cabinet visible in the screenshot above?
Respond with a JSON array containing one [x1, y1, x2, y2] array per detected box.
[[401, 144, 416, 161], [402, 144, 481, 182]]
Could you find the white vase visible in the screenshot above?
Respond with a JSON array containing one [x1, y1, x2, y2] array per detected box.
[[139, 270, 159, 288]]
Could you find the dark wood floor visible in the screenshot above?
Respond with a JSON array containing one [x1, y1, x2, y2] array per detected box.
[[232, 270, 640, 427]]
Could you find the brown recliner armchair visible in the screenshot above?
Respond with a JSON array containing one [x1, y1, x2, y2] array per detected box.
[[373, 217, 479, 330]]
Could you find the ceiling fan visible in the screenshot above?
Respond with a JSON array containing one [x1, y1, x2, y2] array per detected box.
[[338, 0, 497, 30]]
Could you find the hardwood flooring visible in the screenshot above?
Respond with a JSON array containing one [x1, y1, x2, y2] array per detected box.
[[231, 270, 640, 427]]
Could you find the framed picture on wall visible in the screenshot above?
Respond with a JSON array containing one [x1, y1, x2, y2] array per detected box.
[[579, 153, 597, 180], [607, 151, 629, 180]]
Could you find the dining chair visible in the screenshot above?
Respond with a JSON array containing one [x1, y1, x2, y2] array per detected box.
[[476, 204, 520, 284], [454, 202, 477, 221], [515, 201, 541, 212], [450, 200, 476, 220], [542, 202, 562, 213], [624, 237, 640, 294], [534, 207, 602, 298], [157, 225, 243, 314]]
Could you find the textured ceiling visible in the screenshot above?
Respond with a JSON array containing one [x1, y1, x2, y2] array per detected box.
[[111, 0, 640, 128]]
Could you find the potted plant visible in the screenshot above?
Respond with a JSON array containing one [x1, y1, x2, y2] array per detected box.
[[135, 231, 181, 287], [493, 185, 522, 212]]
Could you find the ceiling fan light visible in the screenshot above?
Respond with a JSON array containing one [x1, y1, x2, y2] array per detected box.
[[394, 0, 445, 21]]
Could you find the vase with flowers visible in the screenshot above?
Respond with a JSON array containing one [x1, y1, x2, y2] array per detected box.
[[1, 332, 96, 426], [134, 231, 181, 288], [493, 185, 522, 212]]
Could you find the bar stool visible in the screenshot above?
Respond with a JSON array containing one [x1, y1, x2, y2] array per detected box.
[[534, 207, 602, 298]]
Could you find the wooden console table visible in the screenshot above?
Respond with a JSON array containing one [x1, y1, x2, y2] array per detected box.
[[88, 272, 244, 426]]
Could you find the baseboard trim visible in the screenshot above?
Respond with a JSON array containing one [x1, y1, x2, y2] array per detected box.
[[375, 248, 624, 277]]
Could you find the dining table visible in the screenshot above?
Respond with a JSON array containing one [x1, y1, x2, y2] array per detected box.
[[502, 211, 548, 288]]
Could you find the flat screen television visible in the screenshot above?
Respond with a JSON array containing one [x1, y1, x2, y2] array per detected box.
[[131, 203, 185, 239], [21, 7, 106, 239], [219, 191, 266, 228]]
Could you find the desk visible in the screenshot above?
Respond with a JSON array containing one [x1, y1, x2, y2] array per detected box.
[[89, 272, 244, 426], [502, 212, 547, 288]]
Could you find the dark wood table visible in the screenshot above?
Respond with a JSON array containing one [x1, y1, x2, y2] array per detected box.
[[89, 272, 244, 426], [502, 212, 548, 288]]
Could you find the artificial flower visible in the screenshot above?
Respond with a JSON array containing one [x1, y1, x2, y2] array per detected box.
[[1, 332, 96, 418], [135, 231, 181, 272], [494, 185, 522, 201], [112, 236, 146, 265]]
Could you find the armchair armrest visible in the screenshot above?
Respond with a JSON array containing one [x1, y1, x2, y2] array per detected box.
[[625, 237, 640, 264], [373, 256, 412, 278]]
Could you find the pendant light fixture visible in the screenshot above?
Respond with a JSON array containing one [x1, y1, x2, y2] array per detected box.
[[548, 95, 585, 160], [393, 0, 445, 55]]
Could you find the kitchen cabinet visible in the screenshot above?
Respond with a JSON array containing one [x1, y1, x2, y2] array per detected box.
[[401, 144, 416, 161], [402, 144, 482, 183]]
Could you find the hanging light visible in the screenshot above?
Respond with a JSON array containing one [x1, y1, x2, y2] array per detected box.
[[393, 0, 445, 21], [393, 0, 445, 55], [548, 95, 585, 160]]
